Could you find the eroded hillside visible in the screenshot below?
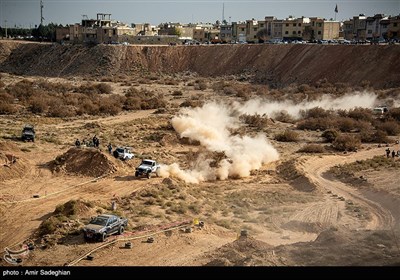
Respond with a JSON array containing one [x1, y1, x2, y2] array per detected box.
[[1, 41, 399, 88]]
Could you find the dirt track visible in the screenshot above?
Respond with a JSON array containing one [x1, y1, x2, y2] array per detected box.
[[298, 148, 396, 230]]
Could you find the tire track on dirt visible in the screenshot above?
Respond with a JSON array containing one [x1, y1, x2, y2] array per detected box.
[[298, 148, 395, 230]]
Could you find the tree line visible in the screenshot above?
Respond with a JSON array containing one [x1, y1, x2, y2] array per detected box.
[[0, 23, 65, 41]]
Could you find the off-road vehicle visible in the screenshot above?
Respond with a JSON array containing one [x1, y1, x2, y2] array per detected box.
[[113, 147, 134, 160], [83, 214, 128, 242], [21, 124, 35, 142], [135, 159, 161, 179]]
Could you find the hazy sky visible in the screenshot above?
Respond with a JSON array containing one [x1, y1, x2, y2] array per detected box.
[[1, 0, 399, 28]]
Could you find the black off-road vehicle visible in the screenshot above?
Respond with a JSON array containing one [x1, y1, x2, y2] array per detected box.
[[21, 124, 35, 142]]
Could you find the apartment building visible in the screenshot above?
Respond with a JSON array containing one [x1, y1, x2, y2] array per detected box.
[[366, 14, 387, 40], [220, 24, 233, 43], [387, 15, 400, 39], [232, 21, 246, 42], [282, 16, 310, 40]]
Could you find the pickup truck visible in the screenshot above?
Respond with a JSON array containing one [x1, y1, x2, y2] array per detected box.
[[83, 214, 128, 242], [113, 147, 134, 161], [135, 159, 161, 179]]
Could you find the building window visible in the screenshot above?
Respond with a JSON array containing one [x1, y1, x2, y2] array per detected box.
[[293, 23, 296, 27], [298, 31, 301, 34], [285, 31, 288, 34], [394, 23, 398, 27], [298, 23, 301, 27], [312, 22, 315, 26], [292, 31, 296, 35], [241, 28, 245, 31], [318, 23, 322, 27], [318, 31, 321, 35], [286, 23, 289, 27], [368, 21, 373, 25], [254, 35, 257, 38], [368, 30, 372, 34], [254, 28, 257, 31]]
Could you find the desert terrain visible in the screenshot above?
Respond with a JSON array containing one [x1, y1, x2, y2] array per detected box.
[[0, 41, 400, 266]]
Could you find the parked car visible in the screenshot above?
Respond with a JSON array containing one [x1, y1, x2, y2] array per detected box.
[[83, 214, 128, 242]]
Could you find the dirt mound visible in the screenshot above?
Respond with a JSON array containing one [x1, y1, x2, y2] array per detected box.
[[49, 147, 116, 177], [204, 237, 274, 266], [277, 160, 316, 192], [0, 141, 27, 181], [1, 41, 399, 88]]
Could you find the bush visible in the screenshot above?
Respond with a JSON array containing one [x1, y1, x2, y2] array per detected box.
[[298, 144, 325, 153], [360, 129, 390, 143], [273, 111, 294, 123], [347, 107, 374, 122], [388, 107, 400, 121], [378, 121, 400, 136], [321, 129, 339, 143], [301, 107, 332, 119], [332, 134, 361, 151], [194, 82, 207, 91], [240, 114, 269, 129], [275, 129, 299, 142], [297, 117, 334, 131]]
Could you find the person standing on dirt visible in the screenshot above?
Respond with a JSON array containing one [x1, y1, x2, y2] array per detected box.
[[75, 139, 80, 147], [392, 150, 396, 158], [386, 148, 390, 158], [108, 143, 112, 154]]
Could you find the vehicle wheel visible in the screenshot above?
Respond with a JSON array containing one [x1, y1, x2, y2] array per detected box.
[[156, 168, 160, 177], [100, 232, 106, 242], [147, 172, 151, 179], [118, 226, 124, 235], [135, 171, 139, 177]]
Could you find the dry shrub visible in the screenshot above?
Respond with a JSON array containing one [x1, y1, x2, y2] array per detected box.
[[29, 96, 48, 114], [332, 134, 361, 151], [240, 114, 269, 129], [274, 111, 295, 123], [164, 78, 179, 85], [124, 87, 167, 110], [172, 90, 183, 96], [360, 129, 390, 143], [378, 120, 400, 136], [297, 117, 334, 131], [298, 144, 325, 153], [99, 96, 122, 115], [321, 129, 339, 143], [223, 86, 238, 96], [194, 82, 207, 91], [212, 81, 228, 92], [301, 107, 332, 119], [78, 83, 113, 94], [347, 107, 374, 122], [180, 100, 203, 108], [0, 101, 16, 114], [0, 92, 15, 114], [275, 129, 299, 142], [387, 107, 400, 121]]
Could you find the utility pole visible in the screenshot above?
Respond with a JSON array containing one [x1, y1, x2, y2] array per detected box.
[[222, 3, 225, 24], [40, 0, 44, 25]]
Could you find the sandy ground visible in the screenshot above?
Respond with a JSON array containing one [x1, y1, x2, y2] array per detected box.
[[1, 74, 399, 267]]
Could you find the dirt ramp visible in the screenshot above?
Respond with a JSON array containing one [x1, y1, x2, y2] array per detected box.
[[0, 141, 27, 181], [49, 147, 116, 177]]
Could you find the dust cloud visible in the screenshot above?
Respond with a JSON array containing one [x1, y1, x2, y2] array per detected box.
[[159, 102, 279, 183], [234, 92, 378, 119]]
